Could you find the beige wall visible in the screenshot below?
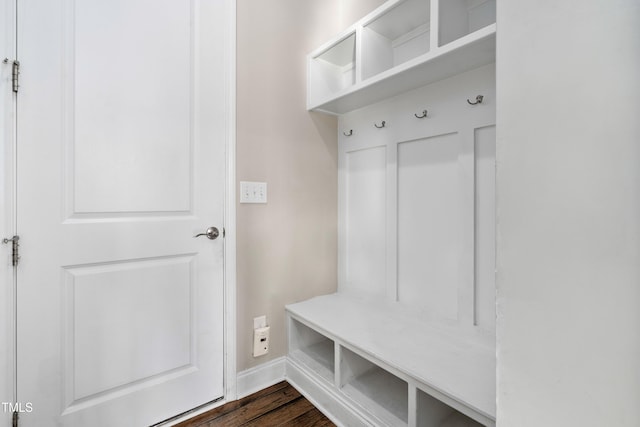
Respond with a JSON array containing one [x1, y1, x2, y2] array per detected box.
[[236, 0, 385, 371]]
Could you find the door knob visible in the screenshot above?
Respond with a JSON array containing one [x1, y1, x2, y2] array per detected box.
[[194, 227, 220, 240]]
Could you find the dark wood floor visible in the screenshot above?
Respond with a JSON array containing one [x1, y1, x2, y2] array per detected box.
[[175, 381, 335, 426]]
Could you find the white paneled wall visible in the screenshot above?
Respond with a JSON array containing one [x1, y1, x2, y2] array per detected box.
[[345, 146, 387, 296], [398, 133, 461, 319], [338, 63, 495, 333]]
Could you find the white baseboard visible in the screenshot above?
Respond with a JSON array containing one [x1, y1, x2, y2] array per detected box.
[[236, 356, 286, 399]]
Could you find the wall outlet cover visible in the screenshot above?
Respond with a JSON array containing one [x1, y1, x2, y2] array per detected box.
[[253, 326, 270, 357]]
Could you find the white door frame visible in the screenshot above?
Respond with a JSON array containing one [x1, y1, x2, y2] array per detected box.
[[0, 0, 237, 421], [223, 0, 238, 406], [1, 0, 18, 424]]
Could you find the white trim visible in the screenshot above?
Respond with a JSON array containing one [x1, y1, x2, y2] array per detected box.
[[0, 0, 17, 424], [223, 0, 238, 403], [236, 357, 287, 399]]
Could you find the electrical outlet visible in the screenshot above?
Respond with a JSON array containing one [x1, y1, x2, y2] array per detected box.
[[253, 326, 270, 357], [240, 181, 267, 204]]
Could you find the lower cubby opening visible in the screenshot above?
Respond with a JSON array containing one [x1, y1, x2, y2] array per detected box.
[[288, 318, 335, 384], [340, 346, 408, 426], [417, 388, 483, 427]]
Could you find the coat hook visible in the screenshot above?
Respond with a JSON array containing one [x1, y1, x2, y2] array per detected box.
[[374, 121, 386, 128], [343, 129, 353, 136], [467, 95, 484, 105], [414, 110, 428, 119]]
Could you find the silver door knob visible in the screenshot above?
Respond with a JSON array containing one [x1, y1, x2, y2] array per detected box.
[[194, 227, 219, 240]]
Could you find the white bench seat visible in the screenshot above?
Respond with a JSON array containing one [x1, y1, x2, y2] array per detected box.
[[286, 293, 496, 426]]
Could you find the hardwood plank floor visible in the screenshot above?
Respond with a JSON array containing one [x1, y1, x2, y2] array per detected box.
[[175, 382, 335, 427]]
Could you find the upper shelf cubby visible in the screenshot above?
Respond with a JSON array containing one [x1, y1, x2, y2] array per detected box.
[[307, 0, 496, 115], [439, 0, 496, 46], [308, 33, 356, 106], [362, 0, 431, 80]]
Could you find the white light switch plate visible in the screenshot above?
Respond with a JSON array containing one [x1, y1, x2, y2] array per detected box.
[[240, 181, 267, 203]]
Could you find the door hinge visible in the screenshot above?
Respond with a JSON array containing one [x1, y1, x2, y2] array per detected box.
[[12, 60, 20, 93], [3, 58, 19, 93], [2, 235, 20, 266], [12, 410, 19, 427]]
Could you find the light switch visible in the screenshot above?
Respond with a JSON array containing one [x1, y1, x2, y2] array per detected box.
[[240, 181, 267, 203]]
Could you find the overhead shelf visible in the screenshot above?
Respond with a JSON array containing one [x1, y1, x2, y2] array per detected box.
[[307, 0, 496, 115]]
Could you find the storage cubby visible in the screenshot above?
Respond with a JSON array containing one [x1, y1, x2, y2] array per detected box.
[[438, 0, 496, 46], [288, 318, 335, 384], [417, 388, 483, 427], [340, 346, 408, 426], [362, 0, 431, 80], [308, 33, 356, 105]]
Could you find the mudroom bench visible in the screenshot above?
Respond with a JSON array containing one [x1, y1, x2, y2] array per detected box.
[[291, 0, 498, 424], [286, 293, 496, 427]]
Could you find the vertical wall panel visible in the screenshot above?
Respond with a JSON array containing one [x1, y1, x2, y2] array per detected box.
[[345, 146, 387, 295], [474, 125, 496, 332], [397, 133, 460, 319]]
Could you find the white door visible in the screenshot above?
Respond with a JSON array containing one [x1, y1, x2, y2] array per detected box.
[[15, 0, 230, 425]]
